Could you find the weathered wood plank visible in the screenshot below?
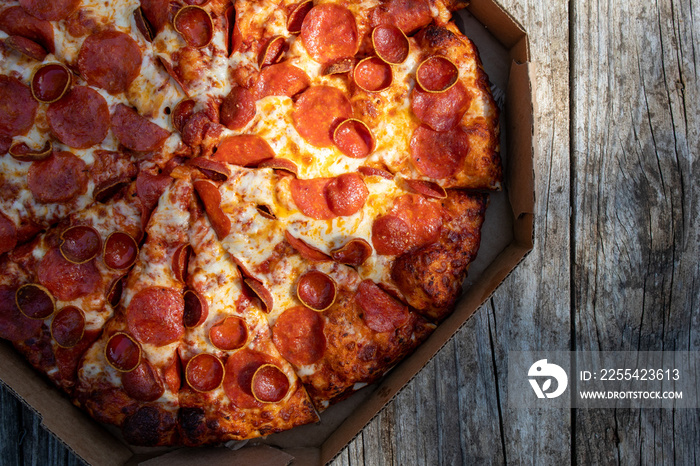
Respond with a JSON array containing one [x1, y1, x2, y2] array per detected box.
[[572, 0, 700, 463]]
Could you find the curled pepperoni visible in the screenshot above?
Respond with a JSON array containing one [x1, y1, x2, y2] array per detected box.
[[220, 86, 255, 130], [258, 36, 287, 68], [287, 0, 312, 34], [410, 125, 470, 179], [31, 63, 72, 103], [297, 271, 336, 311], [416, 56, 459, 93], [193, 180, 230, 240], [186, 353, 224, 392], [293, 85, 352, 147], [272, 305, 325, 366], [51, 306, 85, 348], [411, 82, 471, 132], [126, 287, 185, 346], [353, 57, 392, 92], [372, 25, 409, 64], [0, 212, 17, 255], [223, 349, 270, 409], [325, 173, 368, 217], [140, 0, 169, 34], [78, 30, 142, 95], [331, 238, 373, 267], [213, 135, 275, 167], [300, 4, 358, 65], [358, 166, 393, 179], [251, 364, 289, 403], [290, 178, 334, 220], [355, 280, 409, 333], [404, 179, 447, 199], [183, 289, 207, 328], [244, 278, 273, 313], [27, 151, 88, 204], [5, 35, 47, 61], [122, 359, 165, 401], [209, 316, 247, 351], [174, 6, 213, 48], [370, 0, 432, 34], [0, 6, 54, 53], [19, 0, 80, 21], [60, 225, 101, 264], [16, 283, 55, 319], [252, 62, 310, 100], [47, 86, 109, 149], [0, 285, 42, 341], [333, 119, 375, 159], [107, 275, 126, 307], [38, 247, 99, 301], [171, 99, 196, 133], [105, 332, 141, 372], [258, 157, 298, 175], [284, 231, 331, 262], [104, 232, 139, 270], [0, 75, 38, 138], [136, 171, 172, 225], [111, 104, 170, 152], [172, 244, 193, 283]]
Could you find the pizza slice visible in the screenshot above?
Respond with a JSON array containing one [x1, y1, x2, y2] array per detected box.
[[73, 176, 193, 446], [0, 183, 142, 393], [177, 205, 317, 445]]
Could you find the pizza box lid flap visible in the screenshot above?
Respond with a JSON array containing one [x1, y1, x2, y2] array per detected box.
[[136, 444, 296, 466]]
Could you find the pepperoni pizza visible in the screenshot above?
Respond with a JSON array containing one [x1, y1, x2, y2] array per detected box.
[[0, 0, 501, 446]]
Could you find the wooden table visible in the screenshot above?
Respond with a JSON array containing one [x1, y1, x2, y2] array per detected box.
[[2, 0, 698, 463]]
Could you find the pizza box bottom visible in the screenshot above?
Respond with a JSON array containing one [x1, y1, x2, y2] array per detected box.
[[0, 1, 534, 464]]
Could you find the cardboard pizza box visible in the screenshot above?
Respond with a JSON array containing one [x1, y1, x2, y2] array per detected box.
[[0, 0, 533, 463]]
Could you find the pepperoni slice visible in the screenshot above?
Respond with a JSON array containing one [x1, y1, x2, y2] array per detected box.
[[5, 35, 47, 61], [358, 166, 393, 179], [392, 193, 442, 248], [372, 25, 409, 64], [355, 280, 409, 333], [244, 278, 273, 313], [411, 82, 470, 132], [171, 99, 196, 133], [0, 212, 18, 256], [122, 359, 165, 401], [111, 104, 170, 152], [60, 225, 101, 264], [51, 306, 85, 348], [251, 364, 290, 403], [15, 283, 55, 320], [416, 56, 459, 93], [258, 36, 287, 68], [193, 180, 231, 240], [331, 238, 373, 266], [172, 244, 193, 283], [37, 247, 99, 301], [297, 271, 336, 311], [354, 57, 393, 92], [370, 0, 432, 34], [105, 332, 141, 372], [220, 86, 256, 130], [19, 0, 79, 21], [0, 75, 38, 138], [136, 171, 172, 225], [293, 85, 352, 147], [183, 289, 207, 328], [31, 63, 72, 103], [325, 173, 368, 217], [287, 0, 312, 34], [47, 86, 109, 149], [104, 232, 139, 270], [212, 135, 275, 167], [223, 349, 270, 409], [107, 275, 126, 307], [371, 214, 411, 256], [284, 231, 331, 262], [209, 316, 247, 351], [410, 125, 470, 179], [333, 119, 375, 159], [258, 157, 298, 175], [186, 353, 224, 392], [290, 177, 334, 220], [404, 179, 447, 199], [140, 0, 169, 34], [0, 6, 54, 53], [78, 30, 142, 95], [0, 285, 42, 341], [126, 287, 185, 346], [174, 6, 213, 48], [252, 62, 310, 100], [272, 305, 325, 366], [300, 4, 358, 65], [27, 151, 88, 204]]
